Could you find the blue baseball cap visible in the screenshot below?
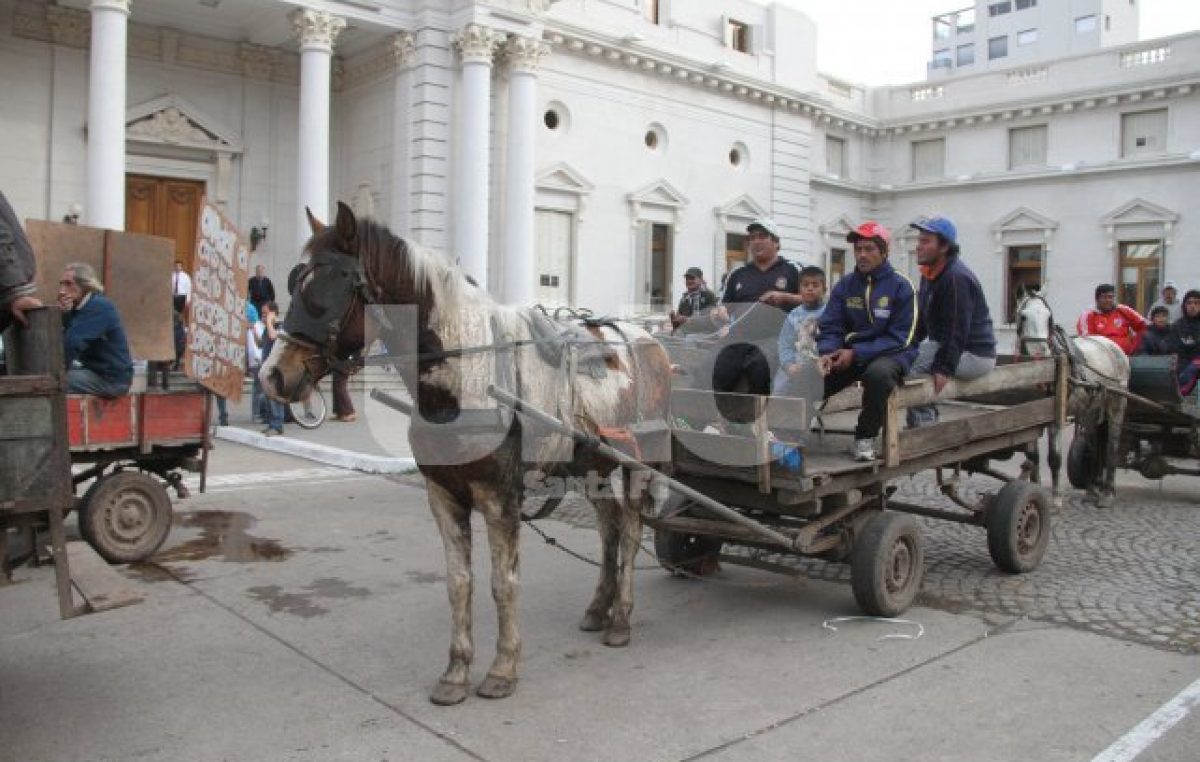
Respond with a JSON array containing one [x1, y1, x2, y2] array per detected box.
[[911, 216, 957, 245]]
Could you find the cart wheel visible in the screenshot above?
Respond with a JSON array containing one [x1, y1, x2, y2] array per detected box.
[[1066, 434, 1096, 490], [851, 512, 924, 617], [78, 471, 174, 564], [288, 387, 327, 430], [986, 481, 1051, 574], [653, 499, 723, 576]]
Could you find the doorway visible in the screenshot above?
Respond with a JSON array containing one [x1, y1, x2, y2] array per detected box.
[[125, 175, 205, 272], [535, 209, 573, 306]]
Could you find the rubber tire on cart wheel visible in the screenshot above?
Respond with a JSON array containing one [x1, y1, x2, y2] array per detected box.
[[78, 471, 174, 564], [986, 480, 1051, 574], [1066, 434, 1096, 490], [851, 512, 924, 617], [653, 498, 723, 576]]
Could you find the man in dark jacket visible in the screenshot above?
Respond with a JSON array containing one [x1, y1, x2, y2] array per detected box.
[[670, 267, 718, 335], [57, 262, 133, 397], [248, 264, 276, 312], [1174, 290, 1200, 395], [906, 216, 997, 427], [818, 221, 918, 461], [0, 191, 43, 331]]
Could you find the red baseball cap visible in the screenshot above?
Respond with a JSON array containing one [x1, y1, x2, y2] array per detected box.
[[847, 221, 891, 245]]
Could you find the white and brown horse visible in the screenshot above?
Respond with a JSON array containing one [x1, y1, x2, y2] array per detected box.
[[1016, 287, 1131, 506], [261, 203, 671, 705]]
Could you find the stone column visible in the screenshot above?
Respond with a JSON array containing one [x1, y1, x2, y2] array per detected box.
[[451, 23, 502, 289], [389, 31, 416, 233], [290, 8, 345, 238], [86, 0, 130, 230], [501, 35, 550, 306]]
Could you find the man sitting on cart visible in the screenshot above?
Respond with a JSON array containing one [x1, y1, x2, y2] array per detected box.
[[817, 222, 919, 462], [1174, 289, 1200, 396], [57, 262, 133, 397], [905, 216, 997, 428]]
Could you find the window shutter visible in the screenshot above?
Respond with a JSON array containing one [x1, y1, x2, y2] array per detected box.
[[1009, 125, 1047, 168], [912, 139, 945, 180]]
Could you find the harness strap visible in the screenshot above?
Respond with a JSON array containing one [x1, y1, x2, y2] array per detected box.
[[595, 425, 643, 461]]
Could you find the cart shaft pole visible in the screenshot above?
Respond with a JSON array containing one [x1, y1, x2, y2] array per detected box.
[[486, 385, 798, 549]]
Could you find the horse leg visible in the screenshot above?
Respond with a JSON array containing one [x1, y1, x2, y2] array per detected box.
[[604, 467, 645, 648], [580, 495, 620, 633], [427, 482, 474, 706], [477, 499, 521, 700], [1047, 422, 1063, 510], [1098, 395, 1127, 509]]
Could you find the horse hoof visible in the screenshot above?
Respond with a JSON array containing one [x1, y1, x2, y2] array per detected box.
[[602, 626, 631, 648], [476, 675, 518, 700], [578, 612, 608, 632], [429, 680, 469, 706]]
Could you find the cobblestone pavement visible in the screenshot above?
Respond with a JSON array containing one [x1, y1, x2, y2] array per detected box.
[[533, 474, 1200, 655]]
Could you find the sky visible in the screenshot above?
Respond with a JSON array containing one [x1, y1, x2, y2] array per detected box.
[[778, 0, 1200, 86]]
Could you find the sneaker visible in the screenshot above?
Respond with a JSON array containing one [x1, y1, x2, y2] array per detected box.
[[261, 427, 282, 437], [851, 438, 876, 462]]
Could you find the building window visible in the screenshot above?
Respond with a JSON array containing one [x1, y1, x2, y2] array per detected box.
[[957, 9, 975, 34], [911, 138, 945, 181], [1007, 246, 1043, 323], [1119, 241, 1162, 314], [1015, 0, 1037, 9], [989, 2, 1012, 17], [957, 43, 975, 66], [1009, 125, 1048, 169], [989, 35, 1008, 60], [1017, 28, 1038, 45], [829, 248, 846, 282], [826, 136, 846, 177], [934, 17, 952, 40], [1076, 14, 1097, 33], [643, 0, 659, 24], [932, 49, 952, 70], [726, 19, 750, 53], [1121, 108, 1167, 157], [544, 109, 560, 130]]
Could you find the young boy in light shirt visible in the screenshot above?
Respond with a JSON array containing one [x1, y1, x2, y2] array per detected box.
[[773, 265, 827, 396]]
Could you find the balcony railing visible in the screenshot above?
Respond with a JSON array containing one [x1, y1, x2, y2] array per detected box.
[[1120, 45, 1171, 68]]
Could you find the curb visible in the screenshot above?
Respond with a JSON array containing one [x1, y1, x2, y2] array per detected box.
[[214, 426, 418, 475]]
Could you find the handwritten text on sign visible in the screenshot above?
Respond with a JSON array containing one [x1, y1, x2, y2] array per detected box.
[[184, 203, 249, 401]]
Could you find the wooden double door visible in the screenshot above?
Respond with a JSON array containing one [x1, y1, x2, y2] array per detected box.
[[125, 175, 205, 272]]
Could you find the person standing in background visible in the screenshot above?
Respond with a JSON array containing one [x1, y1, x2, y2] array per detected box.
[[248, 264, 275, 313]]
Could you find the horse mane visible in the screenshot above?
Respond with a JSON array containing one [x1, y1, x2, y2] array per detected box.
[[312, 216, 527, 347]]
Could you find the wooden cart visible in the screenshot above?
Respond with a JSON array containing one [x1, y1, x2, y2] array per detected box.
[[487, 353, 1068, 618], [1068, 354, 1200, 483]]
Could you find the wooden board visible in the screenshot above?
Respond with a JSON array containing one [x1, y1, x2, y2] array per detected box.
[[64, 541, 144, 612], [25, 219, 175, 361], [67, 395, 137, 450], [897, 397, 1055, 462], [105, 230, 175, 361], [140, 391, 206, 443]]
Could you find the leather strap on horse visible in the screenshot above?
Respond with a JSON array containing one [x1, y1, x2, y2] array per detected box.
[[595, 425, 643, 461]]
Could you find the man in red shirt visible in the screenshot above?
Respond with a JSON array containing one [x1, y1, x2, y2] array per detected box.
[[1077, 283, 1147, 355]]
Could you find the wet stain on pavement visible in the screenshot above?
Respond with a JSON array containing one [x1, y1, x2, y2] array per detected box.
[[127, 562, 195, 584], [406, 570, 445, 585], [152, 511, 292, 564], [246, 577, 371, 618]]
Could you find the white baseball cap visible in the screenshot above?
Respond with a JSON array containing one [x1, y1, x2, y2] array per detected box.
[[747, 218, 780, 242]]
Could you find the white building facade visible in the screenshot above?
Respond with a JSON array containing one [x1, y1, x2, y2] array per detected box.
[[1, 0, 1196, 352]]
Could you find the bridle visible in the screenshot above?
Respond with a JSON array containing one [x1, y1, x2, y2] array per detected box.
[[280, 250, 371, 382]]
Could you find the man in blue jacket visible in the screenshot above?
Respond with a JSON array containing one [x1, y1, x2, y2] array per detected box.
[[57, 262, 133, 397], [906, 216, 996, 427], [818, 222, 918, 461]]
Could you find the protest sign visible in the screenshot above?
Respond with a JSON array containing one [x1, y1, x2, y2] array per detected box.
[[183, 201, 250, 401]]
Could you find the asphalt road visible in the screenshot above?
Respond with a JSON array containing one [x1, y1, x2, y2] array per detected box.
[[2, 440, 1198, 762]]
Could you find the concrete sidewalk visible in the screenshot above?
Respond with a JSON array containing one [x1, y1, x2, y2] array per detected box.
[[2, 441, 1198, 761]]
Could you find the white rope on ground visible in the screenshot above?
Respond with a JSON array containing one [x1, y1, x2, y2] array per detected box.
[[821, 616, 925, 641]]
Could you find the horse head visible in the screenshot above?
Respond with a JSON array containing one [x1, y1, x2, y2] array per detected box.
[[1016, 285, 1053, 357], [262, 202, 370, 403]]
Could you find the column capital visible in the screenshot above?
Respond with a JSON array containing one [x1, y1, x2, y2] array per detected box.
[[90, 0, 130, 14], [452, 23, 502, 66], [289, 8, 345, 53], [504, 35, 550, 75], [389, 31, 417, 71]]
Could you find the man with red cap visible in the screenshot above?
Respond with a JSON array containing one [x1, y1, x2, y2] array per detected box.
[[817, 221, 919, 461]]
